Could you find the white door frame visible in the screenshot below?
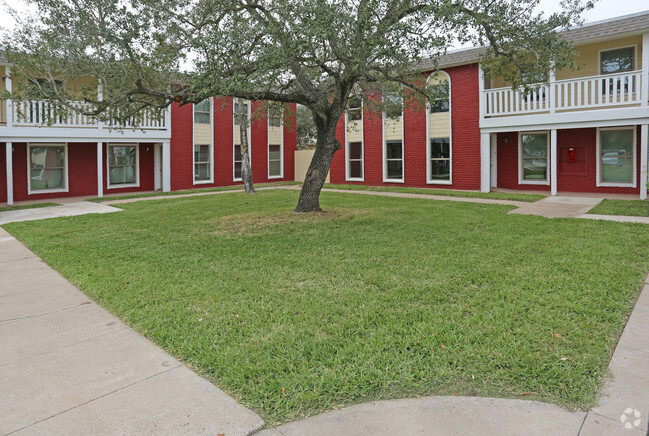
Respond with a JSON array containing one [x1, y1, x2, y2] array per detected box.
[[490, 133, 497, 188], [154, 144, 162, 191]]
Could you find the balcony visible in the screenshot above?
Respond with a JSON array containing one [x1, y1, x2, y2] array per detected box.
[[483, 70, 646, 118], [0, 99, 171, 141]]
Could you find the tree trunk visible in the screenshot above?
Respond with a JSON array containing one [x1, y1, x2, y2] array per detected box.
[[240, 121, 255, 194], [295, 116, 340, 212]]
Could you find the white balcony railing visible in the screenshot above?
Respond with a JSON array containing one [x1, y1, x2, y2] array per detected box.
[[3, 99, 168, 130], [484, 70, 645, 117]]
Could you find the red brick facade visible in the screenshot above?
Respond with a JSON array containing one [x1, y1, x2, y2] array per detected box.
[[330, 64, 482, 190]]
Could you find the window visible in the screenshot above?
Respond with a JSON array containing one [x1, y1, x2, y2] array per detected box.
[[348, 142, 363, 179], [601, 47, 635, 74], [194, 100, 210, 124], [269, 108, 282, 127], [385, 140, 403, 180], [194, 144, 211, 181], [430, 138, 450, 181], [234, 101, 248, 125], [429, 82, 449, 113], [108, 144, 138, 187], [234, 144, 242, 179], [347, 97, 362, 121], [598, 127, 635, 186], [520, 132, 548, 183], [268, 144, 282, 177], [28, 144, 67, 192], [600, 47, 636, 95]]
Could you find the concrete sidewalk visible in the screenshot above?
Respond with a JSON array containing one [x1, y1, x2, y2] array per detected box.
[[0, 226, 264, 435], [0, 202, 121, 225]]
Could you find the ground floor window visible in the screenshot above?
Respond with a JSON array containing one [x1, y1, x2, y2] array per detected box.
[[234, 144, 242, 180], [519, 132, 549, 184], [108, 144, 138, 187], [347, 141, 363, 180], [268, 144, 282, 178], [194, 144, 211, 181], [385, 140, 403, 181], [598, 127, 635, 186], [429, 138, 450, 182], [28, 143, 67, 192]]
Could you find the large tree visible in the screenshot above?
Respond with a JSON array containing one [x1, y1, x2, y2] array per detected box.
[[3, 0, 593, 211]]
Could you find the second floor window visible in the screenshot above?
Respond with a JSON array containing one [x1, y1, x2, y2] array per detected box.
[[347, 97, 362, 121], [194, 100, 210, 124], [601, 47, 635, 75]]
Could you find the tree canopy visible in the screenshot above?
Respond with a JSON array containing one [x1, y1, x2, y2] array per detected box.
[[3, 0, 594, 211]]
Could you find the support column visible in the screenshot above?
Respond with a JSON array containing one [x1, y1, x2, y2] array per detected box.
[[642, 33, 649, 107], [162, 141, 171, 192], [550, 129, 558, 196], [6, 142, 13, 205], [641, 124, 648, 200], [480, 132, 491, 192], [6, 66, 13, 128], [97, 142, 103, 198]]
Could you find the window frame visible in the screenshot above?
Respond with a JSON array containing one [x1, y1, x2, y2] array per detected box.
[[382, 91, 405, 183], [193, 144, 213, 183], [267, 108, 284, 179], [596, 126, 637, 188], [233, 99, 252, 182], [194, 100, 211, 124], [345, 99, 364, 182], [518, 131, 550, 186], [428, 138, 452, 184], [193, 99, 214, 185], [426, 70, 452, 185], [107, 143, 140, 189], [27, 143, 69, 194], [598, 45, 636, 75]]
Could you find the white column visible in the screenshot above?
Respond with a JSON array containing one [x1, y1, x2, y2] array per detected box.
[[6, 66, 12, 128], [480, 132, 491, 192], [642, 33, 649, 106], [641, 124, 648, 200], [5, 142, 13, 205], [162, 141, 171, 192], [97, 142, 103, 198], [548, 69, 556, 114], [550, 129, 558, 196], [478, 64, 485, 124]]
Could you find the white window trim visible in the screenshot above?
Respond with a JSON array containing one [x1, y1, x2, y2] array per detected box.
[[596, 126, 637, 188], [518, 131, 550, 186], [426, 70, 452, 185], [193, 99, 214, 185], [27, 142, 69, 195], [267, 108, 284, 179], [106, 143, 140, 189], [233, 99, 252, 182], [598, 45, 637, 75], [382, 109, 405, 183], [345, 100, 364, 182]]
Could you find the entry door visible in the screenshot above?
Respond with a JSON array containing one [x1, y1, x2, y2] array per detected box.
[[490, 135, 497, 188], [154, 144, 162, 191]]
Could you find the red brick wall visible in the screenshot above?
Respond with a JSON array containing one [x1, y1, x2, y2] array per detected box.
[[170, 98, 297, 190], [329, 64, 481, 190], [496, 127, 643, 194]]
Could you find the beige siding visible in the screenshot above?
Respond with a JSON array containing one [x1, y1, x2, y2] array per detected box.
[[194, 124, 211, 144], [557, 36, 643, 80], [491, 35, 644, 88], [384, 116, 402, 141], [428, 113, 450, 138], [67, 76, 98, 98], [294, 149, 330, 183], [347, 120, 362, 142], [269, 126, 282, 144], [234, 125, 241, 144]]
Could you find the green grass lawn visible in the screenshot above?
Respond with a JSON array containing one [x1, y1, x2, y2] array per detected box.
[[0, 202, 60, 212], [4, 190, 648, 425], [588, 199, 649, 217], [323, 183, 546, 202]]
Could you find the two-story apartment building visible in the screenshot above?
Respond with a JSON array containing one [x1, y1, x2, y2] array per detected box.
[[0, 57, 296, 205], [329, 11, 649, 200]]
